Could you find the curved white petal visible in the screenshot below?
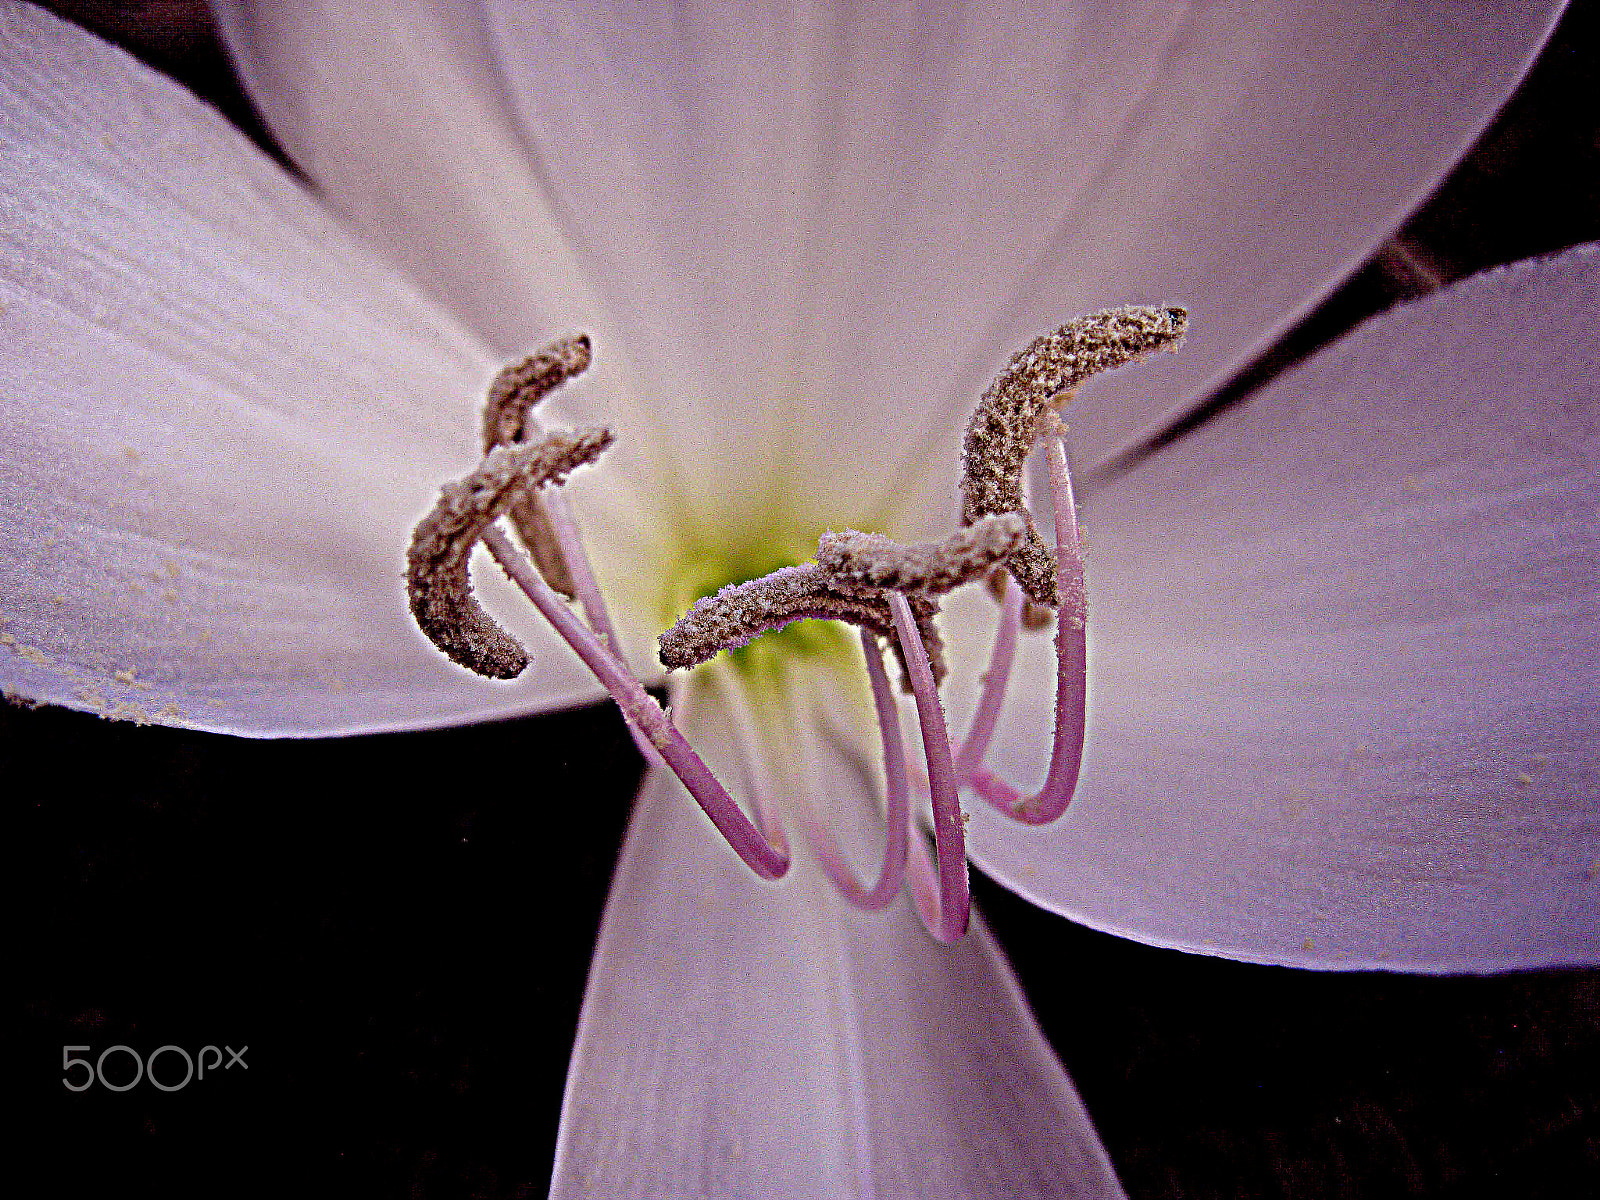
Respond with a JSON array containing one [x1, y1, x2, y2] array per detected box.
[[0, 6, 609, 735], [216, 0, 1562, 537], [552, 690, 1122, 1198], [960, 246, 1600, 972], [208, 0, 697, 556]]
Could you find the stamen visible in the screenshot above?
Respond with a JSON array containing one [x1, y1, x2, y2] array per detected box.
[[706, 657, 789, 851], [789, 630, 910, 911], [657, 563, 947, 688], [481, 335, 593, 599], [955, 570, 1023, 778], [887, 591, 969, 941], [406, 427, 612, 678], [985, 567, 1054, 630], [542, 483, 667, 769], [961, 304, 1187, 606], [484, 525, 789, 880], [961, 435, 1089, 825], [481, 334, 593, 450], [816, 513, 1026, 596], [480, 337, 669, 767]]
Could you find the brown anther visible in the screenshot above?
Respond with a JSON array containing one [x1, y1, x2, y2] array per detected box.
[[984, 566, 1056, 630], [658, 564, 946, 689], [481, 335, 593, 452], [407, 427, 613, 679], [481, 334, 594, 598], [816, 513, 1026, 596], [961, 305, 1187, 606]]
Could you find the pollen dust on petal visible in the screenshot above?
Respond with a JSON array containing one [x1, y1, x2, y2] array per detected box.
[[106, 702, 150, 725], [153, 701, 187, 727]]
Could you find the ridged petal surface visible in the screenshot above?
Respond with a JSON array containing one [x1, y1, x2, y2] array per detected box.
[[962, 246, 1600, 971], [0, 6, 606, 733], [553, 687, 1124, 1198]]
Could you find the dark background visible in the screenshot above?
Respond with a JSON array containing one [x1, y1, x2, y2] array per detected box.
[[9, 3, 1599, 1197]]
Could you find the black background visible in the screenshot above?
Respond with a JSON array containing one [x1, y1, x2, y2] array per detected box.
[[9, 3, 1600, 1197]]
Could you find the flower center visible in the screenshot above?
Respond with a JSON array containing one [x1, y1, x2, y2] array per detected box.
[[402, 304, 1188, 942], [659, 528, 854, 692]]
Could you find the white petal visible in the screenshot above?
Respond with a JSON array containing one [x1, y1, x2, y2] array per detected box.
[[209, 0, 695, 550], [216, 0, 1562, 536], [0, 6, 608, 734], [960, 246, 1600, 971], [552, 693, 1122, 1198]]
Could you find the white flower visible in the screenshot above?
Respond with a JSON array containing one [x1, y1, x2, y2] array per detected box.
[[2, 3, 1594, 1195]]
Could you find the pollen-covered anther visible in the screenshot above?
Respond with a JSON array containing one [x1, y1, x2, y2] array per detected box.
[[657, 564, 946, 688], [481, 333, 594, 599], [985, 567, 1055, 630], [481, 334, 593, 452], [816, 513, 1027, 596], [407, 426, 613, 679], [961, 304, 1187, 606]]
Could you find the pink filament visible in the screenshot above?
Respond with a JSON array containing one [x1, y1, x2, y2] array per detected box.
[[484, 525, 790, 880], [888, 591, 970, 942], [709, 660, 790, 852], [954, 574, 1023, 778], [958, 435, 1089, 824], [541, 487, 667, 769], [793, 629, 910, 911]]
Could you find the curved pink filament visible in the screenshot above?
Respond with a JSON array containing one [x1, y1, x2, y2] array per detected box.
[[953, 574, 1023, 778], [888, 591, 970, 942], [793, 629, 911, 912], [540, 487, 667, 769], [485, 526, 790, 880], [905, 829, 956, 944], [709, 660, 789, 851], [958, 435, 1089, 825]]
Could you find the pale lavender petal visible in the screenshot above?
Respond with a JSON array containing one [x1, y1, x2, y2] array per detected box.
[[961, 246, 1600, 972], [218, 0, 1564, 534], [0, 6, 607, 734], [553, 693, 1122, 1198], [212, 0, 676, 551]]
